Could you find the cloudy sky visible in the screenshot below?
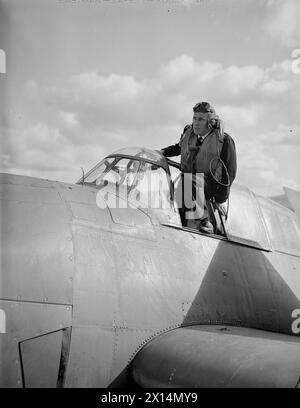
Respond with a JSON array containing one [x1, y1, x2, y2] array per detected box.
[[0, 0, 299, 196]]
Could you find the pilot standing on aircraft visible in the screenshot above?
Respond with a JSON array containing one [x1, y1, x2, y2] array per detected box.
[[160, 102, 237, 233]]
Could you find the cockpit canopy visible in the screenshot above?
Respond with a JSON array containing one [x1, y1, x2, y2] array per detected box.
[[110, 147, 166, 167], [76, 147, 179, 220], [77, 147, 169, 186]]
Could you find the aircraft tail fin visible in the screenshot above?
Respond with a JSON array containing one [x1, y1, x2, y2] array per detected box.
[[283, 187, 300, 218], [270, 187, 300, 218]]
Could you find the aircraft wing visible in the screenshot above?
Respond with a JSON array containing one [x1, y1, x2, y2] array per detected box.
[[131, 325, 300, 388]]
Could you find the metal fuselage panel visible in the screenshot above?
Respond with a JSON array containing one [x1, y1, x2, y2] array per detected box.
[[0, 173, 300, 387]]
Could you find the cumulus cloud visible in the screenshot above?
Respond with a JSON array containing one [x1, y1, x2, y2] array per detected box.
[[264, 0, 300, 47], [260, 80, 291, 95], [40, 55, 273, 134], [0, 122, 105, 182], [218, 104, 264, 128], [1, 53, 299, 194], [42, 55, 299, 131], [259, 124, 300, 145], [60, 111, 78, 127]]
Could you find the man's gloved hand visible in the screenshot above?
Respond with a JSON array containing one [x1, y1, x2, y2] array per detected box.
[[213, 201, 227, 217]]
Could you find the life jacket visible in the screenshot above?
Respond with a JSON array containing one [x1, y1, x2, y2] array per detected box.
[[179, 125, 225, 180]]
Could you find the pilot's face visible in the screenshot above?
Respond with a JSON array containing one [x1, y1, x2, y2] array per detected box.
[[192, 112, 209, 136]]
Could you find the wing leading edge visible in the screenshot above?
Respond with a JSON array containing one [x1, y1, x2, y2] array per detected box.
[[131, 325, 300, 388]]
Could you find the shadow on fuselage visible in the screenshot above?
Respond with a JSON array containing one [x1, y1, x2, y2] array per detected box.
[[181, 238, 300, 336]]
